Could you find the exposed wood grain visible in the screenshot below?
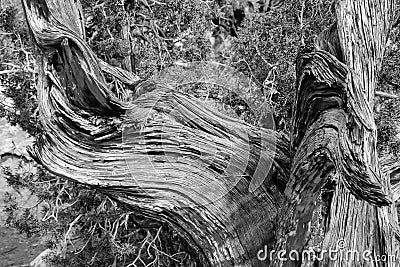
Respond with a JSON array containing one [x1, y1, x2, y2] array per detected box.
[[321, 1, 399, 266], [22, 0, 290, 266], [274, 1, 400, 266]]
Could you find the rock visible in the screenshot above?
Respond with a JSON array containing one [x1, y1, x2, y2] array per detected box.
[[30, 249, 53, 267], [0, 118, 36, 225]]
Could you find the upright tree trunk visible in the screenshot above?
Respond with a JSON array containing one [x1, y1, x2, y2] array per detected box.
[[282, 1, 400, 266], [322, 2, 399, 266], [22, 0, 400, 266]]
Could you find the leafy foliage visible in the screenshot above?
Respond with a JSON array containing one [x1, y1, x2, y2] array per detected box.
[[0, 6, 38, 136], [376, 26, 400, 157], [231, 0, 334, 131], [82, 0, 215, 77]]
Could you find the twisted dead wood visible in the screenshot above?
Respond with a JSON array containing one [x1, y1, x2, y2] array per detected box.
[[23, 0, 290, 266]]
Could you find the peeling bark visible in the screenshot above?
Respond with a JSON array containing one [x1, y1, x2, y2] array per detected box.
[[280, 1, 400, 267], [321, 2, 399, 266]]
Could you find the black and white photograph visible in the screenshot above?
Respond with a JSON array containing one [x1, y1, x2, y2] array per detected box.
[[1, 0, 400, 266]]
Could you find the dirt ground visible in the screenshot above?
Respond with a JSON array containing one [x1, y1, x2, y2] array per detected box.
[[0, 226, 45, 267], [0, 172, 46, 267]]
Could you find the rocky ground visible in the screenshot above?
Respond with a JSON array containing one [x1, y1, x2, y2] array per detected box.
[[0, 118, 45, 266]]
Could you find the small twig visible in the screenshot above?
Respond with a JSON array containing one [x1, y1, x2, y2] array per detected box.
[[0, 247, 17, 255], [385, 79, 400, 88], [140, 0, 153, 13], [74, 222, 98, 254], [16, 33, 34, 73], [64, 214, 83, 249], [0, 69, 21, 75], [253, 44, 274, 68], [146, 226, 161, 259], [375, 91, 399, 99], [1, 62, 21, 68], [231, 58, 262, 86], [298, 0, 306, 46], [148, 0, 166, 6], [18, 200, 43, 210], [106, 27, 115, 40]]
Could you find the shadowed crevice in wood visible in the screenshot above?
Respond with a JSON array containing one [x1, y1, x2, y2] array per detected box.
[[290, 45, 390, 208]]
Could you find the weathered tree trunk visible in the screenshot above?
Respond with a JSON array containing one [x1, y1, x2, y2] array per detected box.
[[319, 2, 399, 266], [22, 0, 400, 266], [280, 1, 400, 266]]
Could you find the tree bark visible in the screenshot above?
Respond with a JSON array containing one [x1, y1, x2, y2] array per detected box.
[[280, 1, 400, 266], [22, 0, 400, 266]]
